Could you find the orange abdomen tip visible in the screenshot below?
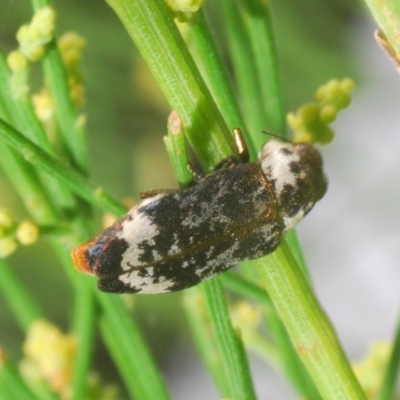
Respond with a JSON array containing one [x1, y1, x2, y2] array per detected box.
[[71, 242, 94, 275]]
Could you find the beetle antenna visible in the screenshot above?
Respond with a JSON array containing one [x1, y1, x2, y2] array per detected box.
[[261, 130, 291, 143]]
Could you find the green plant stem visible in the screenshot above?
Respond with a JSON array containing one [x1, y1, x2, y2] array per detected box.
[[376, 308, 400, 400], [240, 0, 285, 138], [164, 109, 255, 398], [0, 259, 43, 330], [363, 0, 400, 55], [0, 359, 38, 400], [105, 0, 235, 172], [221, 272, 273, 306], [164, 111, 193, 187], [51, 242, 96, 400], [221, 271, 322, 399], [30, 0, 88, 172], [0, 142, 55, 223], [98, 294, 171, 400], [182, 289, 230, 394], [0, 118, 125, 216], [42, 42, 88, 172], [200, 278, 257, 400], [176, 10, 252, 153], [255, 241, 367, 400], [70, 280, 95, 400], [0, 49, 76, 212], [218, 0, 266, 157]]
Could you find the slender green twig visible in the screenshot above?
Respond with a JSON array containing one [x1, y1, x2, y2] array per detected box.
[[164, 110, 256, 398], [182, 289, 230, 394], [0, 118, 125, 217], [105, 0, 236, 172], [175, 10, 252, 153], [98, 294, 171, 400], [0, 359, 38, 400], [240, 0, 285, 139], [255, 242, 367, 400], [0, 259, 43, 330], [0, 49, 77, 212], [200, 278, 257, 400], [363, 0, 400, 55], [30, 0, 88, 172], [376, 308, 400, 400], [221, 271, 322, 399], [218, 0, 266, 157]]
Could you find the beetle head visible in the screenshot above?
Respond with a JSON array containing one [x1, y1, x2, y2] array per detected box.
[[258, 140, 327, 232]]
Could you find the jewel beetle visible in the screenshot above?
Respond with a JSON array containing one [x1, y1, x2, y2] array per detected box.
[[71, 129, 327, 294]]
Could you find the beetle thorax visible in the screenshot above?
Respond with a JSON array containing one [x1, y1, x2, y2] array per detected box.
[[258, 140, 327, 232]]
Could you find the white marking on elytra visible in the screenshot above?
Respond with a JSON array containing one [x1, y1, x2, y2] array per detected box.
[[258, 140, 300, 196], [117, 193, 166, 270], [118, 269, 175, 294]]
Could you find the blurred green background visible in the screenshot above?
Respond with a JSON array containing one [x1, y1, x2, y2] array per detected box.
[[0, 0, 362, 392]]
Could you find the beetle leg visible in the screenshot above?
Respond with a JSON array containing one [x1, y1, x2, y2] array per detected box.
[[233, 128, 249, 163], [213, 155, 238, 171], [213, 128, 249, 171], [187, 162, 204, 183], [188, 128, 249, 180]]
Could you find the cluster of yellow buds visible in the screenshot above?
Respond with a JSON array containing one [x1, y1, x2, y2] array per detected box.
[[287, 78, 355, 144], [20, 320, 76, 398], [0, 209, 39, 258], [20, 320, 120, 399], [58, 32, 86, 108], [353, 341, 392, 400], [7, 7, 85, 117], [6, 7, 55, 98], [16, 7, 55, 61]]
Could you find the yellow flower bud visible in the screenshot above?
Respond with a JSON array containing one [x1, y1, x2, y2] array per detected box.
[[32, 88, 54, 121], [16, 220, 39, 245], [22, 320, 76, 395], [286, 112, 303, 130], [298, 103, 319, 124], [16, 25, 30, 43], [340, 77, 355, 93], [166, 0, 205, 12], [0, 237, 18, 258], [0, 209, 14, 229], [319, 104, 337, 123], [292, 131, 313, 144], [318, 126, 335, 144], [17, 7, 56, 61], [7, 51, 28, 71]]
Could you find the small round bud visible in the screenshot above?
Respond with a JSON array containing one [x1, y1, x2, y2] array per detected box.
[[27, 45, 46, 61], [292, 130, 313, 144], [16, 25, 30, 42], [16, 220, 39, 245], [286, 112, 303, 130], [32, 89, 54, 121], [319, 126, 335, 144], [0, 209, 15, 229], [298, 103, 319, 124], [340, 77, 355, 93], [319, 104, 337, 123], [32, 7, 56, 29], [7, 51, 28, 71], [166, 0, 204, 12], [0, 237, 18, 258]]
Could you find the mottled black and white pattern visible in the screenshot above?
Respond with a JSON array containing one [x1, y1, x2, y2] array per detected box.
[[72, 140, 327, 294]]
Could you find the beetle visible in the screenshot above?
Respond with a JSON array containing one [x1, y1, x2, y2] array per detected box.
[[71, 129, 327, 294]]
